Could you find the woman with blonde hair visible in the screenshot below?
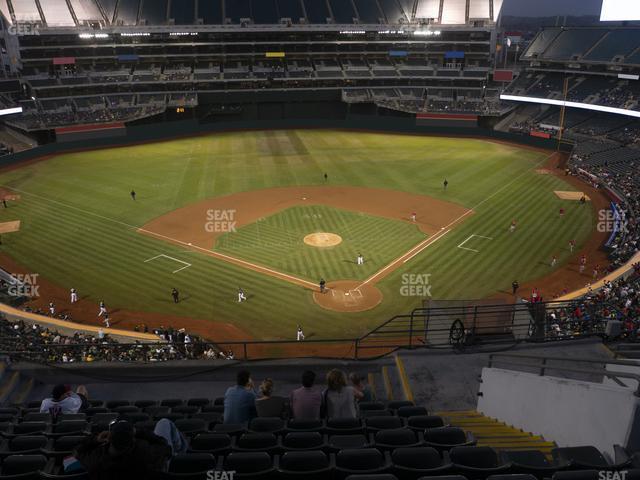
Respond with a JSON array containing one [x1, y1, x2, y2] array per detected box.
[[323, 369, 363, 419], [255, 378, 286, 417]]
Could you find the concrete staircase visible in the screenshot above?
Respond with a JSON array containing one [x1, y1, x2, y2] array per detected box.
[[436, 410, 556, 455], [368, 354, 414, 403]]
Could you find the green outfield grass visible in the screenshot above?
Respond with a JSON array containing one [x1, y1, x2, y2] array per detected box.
[[216, 205, 426, 281], [0, 130, 595, 340]]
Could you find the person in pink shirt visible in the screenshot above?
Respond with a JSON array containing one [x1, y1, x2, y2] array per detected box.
[[289, 370, 323, 419]]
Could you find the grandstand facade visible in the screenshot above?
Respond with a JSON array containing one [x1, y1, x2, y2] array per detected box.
[[0, 0, 508, 131]]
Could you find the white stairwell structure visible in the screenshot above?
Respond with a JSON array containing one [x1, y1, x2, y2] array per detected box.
[[477, 353, 640, 459]]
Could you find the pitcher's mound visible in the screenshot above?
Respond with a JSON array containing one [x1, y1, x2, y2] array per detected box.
[[313, 281, 383, 312], [304, 232, 342, 248]]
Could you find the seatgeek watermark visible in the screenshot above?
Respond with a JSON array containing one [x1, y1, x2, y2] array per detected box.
[[599, 471, 628, 480], [400, 273, 432, 297], [7, 273, 40, 297], [206, 471, 236, 480], [597, 209, 629, 234], [205, 209, 237, 233], [7, 22, 40, 36]]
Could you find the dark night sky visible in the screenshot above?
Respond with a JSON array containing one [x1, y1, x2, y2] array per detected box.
[[501, 0, 602, 17]]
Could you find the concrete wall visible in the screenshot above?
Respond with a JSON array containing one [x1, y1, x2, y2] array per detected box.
[[477, 367, 640, 457]]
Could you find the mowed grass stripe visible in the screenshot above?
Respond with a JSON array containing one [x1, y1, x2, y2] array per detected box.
[[0, 130, 595, 339]]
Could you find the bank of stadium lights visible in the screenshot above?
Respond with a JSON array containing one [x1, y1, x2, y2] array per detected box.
[[78, 33, 109, 39], [413, 30, 441, 36], [169, 32, 198, 36], [339, 30, 366, 35], [120, 32, 151, 37]]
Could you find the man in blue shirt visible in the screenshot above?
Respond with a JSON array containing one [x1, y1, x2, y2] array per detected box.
[[223, 370, 257, 424]]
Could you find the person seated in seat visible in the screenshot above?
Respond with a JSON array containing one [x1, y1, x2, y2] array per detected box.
[[255, 378, 286, 418], [349, 373, 374, 403], [324, 369, 363, 419], [223, 369, 257, 424], [289, 370, 323, 420], [40, 384, 86, 415], [72, 419, 178, 479]]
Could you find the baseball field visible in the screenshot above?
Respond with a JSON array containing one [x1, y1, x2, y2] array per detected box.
[[0, 129, 602, 341]]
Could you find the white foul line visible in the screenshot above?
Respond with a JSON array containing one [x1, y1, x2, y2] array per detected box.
[[402, 228, 451, 263], [1, 151, 554, 289], [138, 227, 318, 289]]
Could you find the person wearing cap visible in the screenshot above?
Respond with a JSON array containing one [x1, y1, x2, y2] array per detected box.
[[40, 384, 84, 415], [73, 419, 173, 478]]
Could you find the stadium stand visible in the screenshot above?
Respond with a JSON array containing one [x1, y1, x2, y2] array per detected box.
[[0, 0, 509, 129]]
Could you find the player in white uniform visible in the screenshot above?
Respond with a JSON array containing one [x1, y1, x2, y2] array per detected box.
[[357, 253, 364, 265], [237, 288, 247, 303], [48, 302, 55, 316], [70, 288, 78, 304], [296, 325, 305, 341], [103, 313, 110, 328], [98, 301, 107, 317]]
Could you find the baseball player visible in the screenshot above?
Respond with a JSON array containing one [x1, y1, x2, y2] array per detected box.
[[357, 253, 364, 265], [509, 219, 517, 233], [579, 254, 587, 274], [130, 189, 136, 201], [237, 287, 247, 303], [559, 207, 565, 217], [103, 313, 110, 328], [411, 212, 416, 222], [48, 302, 55, 316], [569, 239, 576, 252], [593, 264, 600, 280], [319, 278, 326, 293], [296, 325, 305, 341], [172, 288, 179, 303], [512, 280, 519, 295], [70, 288, 78, 304], [443, 179, 449, 191], [551, 255, 557, 267], [98, 301, 107, 317]]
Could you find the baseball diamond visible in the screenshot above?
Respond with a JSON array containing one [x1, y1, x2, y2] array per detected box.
[[0, 130, 603, 341]]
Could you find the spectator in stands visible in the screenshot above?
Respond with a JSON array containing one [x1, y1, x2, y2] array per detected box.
[[324, 369, 362, 419], [349, 373, 374, 402], [40, 384, 85, 415], [289, 370, 323, 420], [223, 370, 257, 424], [73, 419, 172, 479], [255, 378, 286, 417]]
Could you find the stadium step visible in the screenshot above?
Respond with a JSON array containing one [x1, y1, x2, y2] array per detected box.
[[436, 410, 556, 453], [368, 354, 414, 403]]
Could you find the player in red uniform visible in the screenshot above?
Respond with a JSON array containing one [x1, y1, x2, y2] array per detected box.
[[579, 254, 587, 274]]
